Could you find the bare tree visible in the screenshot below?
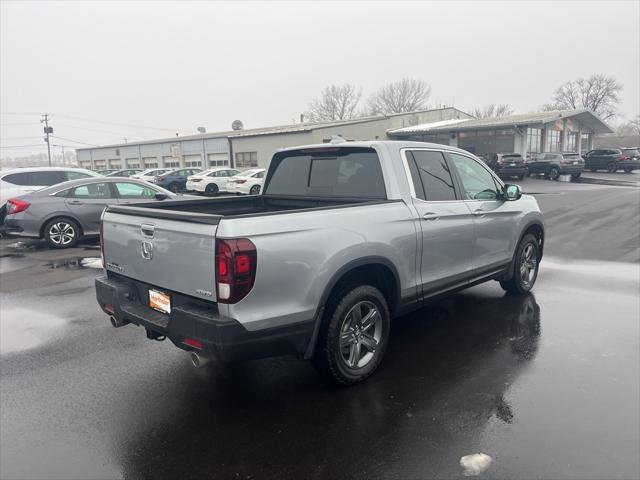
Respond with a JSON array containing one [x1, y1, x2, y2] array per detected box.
[[543, 74, 623, 121], [471, 104, 514, 118], [616, 116, 640, 136], [367, 78, 431, 115], [305, 84, 362, 122]]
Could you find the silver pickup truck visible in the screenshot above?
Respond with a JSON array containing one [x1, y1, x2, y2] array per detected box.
[[95, 140, 544, 384]]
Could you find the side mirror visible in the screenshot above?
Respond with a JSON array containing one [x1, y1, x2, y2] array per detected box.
[[503, 184, 522, 201], [154, 193, 169, 201]]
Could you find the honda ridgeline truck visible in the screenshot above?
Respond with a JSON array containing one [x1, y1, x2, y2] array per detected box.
[[96, 140, 544, 384]]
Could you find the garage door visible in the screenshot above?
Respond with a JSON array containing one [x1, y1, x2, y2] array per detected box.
[[183, 154, 202, 167], [207, 153, 229, 167], [143, 157, 158, 168], [109, 159, 121, 169]]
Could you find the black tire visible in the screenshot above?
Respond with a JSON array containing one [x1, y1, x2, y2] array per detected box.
[[250, 185, 261, 195], [623, 168, 633, 173], [168, 182, 180, 193], [607, 162, 617, 173], [205, 183, 219, 195], [313, 285, 390, 385], [547, 167, 560, 181], [571, 172, 581, 179], [517, 174, 525, 180], [500, 233, 540, 294], [44, 217, 80, 249], [589, 168, 597, 172]]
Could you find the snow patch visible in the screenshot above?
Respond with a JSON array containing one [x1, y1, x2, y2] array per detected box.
[[460, 453, 492, 476]]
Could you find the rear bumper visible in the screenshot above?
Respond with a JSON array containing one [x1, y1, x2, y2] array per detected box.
[[95, 274, 313, 361], [559, 164, 584, 174], [495, 166, 527, 177]]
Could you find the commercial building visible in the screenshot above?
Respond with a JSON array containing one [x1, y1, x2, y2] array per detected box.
[[387, 109, 613, 157], [75, 108, 471, 170]]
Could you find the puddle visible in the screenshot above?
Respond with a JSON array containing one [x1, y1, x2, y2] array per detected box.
[[46, 257, 103, 269], [0, 306, 69, 355], [0, 256, 30, 274]]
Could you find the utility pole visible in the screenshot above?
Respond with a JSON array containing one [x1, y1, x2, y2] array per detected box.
[[41, 113, 53, 166]]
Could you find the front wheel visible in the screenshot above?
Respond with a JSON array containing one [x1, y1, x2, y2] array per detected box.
[[168, 182, 180, 193], [571, 172, 581, 179], [547, 167, 560, 181], [607, 162, 617, 173], [313, 285, 390, 385], [44, 217, 80, 249], [249, 185, 261, 195], [517, 174, 525, 180], [500, 233, 540, 294]]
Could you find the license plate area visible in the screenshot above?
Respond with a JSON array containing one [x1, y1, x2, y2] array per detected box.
[[149, 289, 171, 314]]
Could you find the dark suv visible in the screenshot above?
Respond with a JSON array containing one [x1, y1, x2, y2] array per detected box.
[[583, 148, 640, 173], [483, 153, 527, 180], [527, 152, 584, 180], [153, 168, 202, 192]]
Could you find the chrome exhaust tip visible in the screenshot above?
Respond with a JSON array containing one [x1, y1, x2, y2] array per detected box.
[[190, 351, 211, 368]]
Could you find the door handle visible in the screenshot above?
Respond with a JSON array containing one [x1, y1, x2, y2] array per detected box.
[[422, 212, 440, 221], [68, 200, 83, 205], [473, 209, 486, 217]]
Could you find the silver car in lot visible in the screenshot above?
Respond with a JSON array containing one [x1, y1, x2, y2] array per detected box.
[[3, 177, 181, 248]]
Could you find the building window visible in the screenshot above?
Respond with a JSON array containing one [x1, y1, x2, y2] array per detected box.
[[564, 132, 577, 152], [580, 133, 590, 153], [546, 130, 561, 152], [185, 160, 202, 167], [212, 160, 229, 166], [235, 151, 258, 167], [527, 128, 542, 154]]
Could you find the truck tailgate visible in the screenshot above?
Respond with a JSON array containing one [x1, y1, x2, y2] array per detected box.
[[102, 211, 218, 300]]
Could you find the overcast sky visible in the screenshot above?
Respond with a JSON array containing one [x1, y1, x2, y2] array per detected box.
[[1, 0, 639, 157]]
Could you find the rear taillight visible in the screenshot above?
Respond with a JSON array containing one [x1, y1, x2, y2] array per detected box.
[[234, 179, 247, 184], [99, 219, 105, 268], [191, 178, 202, 182], [6, 198, 30, 215], [215, 238, 257, 304]]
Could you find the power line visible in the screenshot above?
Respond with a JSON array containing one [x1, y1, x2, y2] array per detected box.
[[53, 113, 191, 133], [53, 122, 149, 139], [0, 136, 43, 140], [0, 112, 42, 116], [50, 135, 99, 146], [0, 144, 46, 148]]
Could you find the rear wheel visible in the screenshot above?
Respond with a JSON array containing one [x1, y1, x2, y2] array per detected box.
[[44, 217, 80, 249], [607, 162, 617, 173], [500, 233, 540, 294], [623, 168, 633, 173], [547, 167, 560, 181], [313, 285, 390, 385], [517, 174, 525, 180], [250, 184, 261, 195], [205, 183, 219, 195], [571, 172, 581, 179], [589, 168, 597, 172], [168, 182, 180, 193]]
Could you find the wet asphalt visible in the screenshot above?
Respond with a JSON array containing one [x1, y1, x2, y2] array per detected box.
[[1, 177, 639, 480]]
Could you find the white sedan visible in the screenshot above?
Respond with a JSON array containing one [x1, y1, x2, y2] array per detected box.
[[131, 168, 175, 182], [186, 168, 240, 195], [226, 168, 266, 195]]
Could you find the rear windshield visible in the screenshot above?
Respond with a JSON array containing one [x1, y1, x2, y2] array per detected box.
[[266, 147, 386, 199], [563, 153, 581, 158], [622, 148, 639, 155], [503, 154, 522, 158]]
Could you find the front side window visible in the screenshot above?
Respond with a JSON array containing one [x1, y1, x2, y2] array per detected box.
[[115, 182, 157, 199], [406, 150, 456, 201], [449, 153, 499, 200], [71, 183, 111, 199]]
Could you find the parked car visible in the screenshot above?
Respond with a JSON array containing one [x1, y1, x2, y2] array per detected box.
[[527, 152, 584, 180], [226, 168, 266, 195], [186, 168, 240, 195], [0, 167, 101, 205], [131, 168, 175, 182], [96, 140, 545, 384], [3, 178, 182, 248], [583, 148, 640, 173], [153, 168, 203, 192], [95, 169, 119, 176], [483, 153, 527, 180], [106, 169, 144, 178]]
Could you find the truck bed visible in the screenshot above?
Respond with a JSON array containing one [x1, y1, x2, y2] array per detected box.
[[106, 194, 389, 224]]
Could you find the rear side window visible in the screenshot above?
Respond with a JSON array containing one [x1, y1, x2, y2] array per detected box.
[[406, 150, 456, 201], [29, 171, 67, 186], [66, 171, 93, 181], [2, 172, 32, 186], [71, 183, 111, 199], [266, 147, 386, 199], [115, 182, 157, 198]]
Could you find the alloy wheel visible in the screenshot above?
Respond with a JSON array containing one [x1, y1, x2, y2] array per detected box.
[[49, 222, 75, 246], [339, 300, 382, 369], [519, 243, 538, 288]]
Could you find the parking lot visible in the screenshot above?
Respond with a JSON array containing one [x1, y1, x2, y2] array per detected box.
[[0, 176, 638, 480]]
